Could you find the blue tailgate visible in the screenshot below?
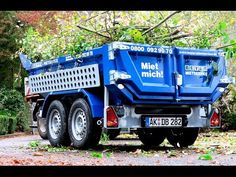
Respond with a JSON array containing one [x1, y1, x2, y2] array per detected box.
[[175, 47, 227, 101], [103, 42, 176, 103]]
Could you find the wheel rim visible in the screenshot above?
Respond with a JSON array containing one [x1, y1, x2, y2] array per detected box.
[[49, 109, 61, 139], [71, 108, 87, 141], [38, 118, 47, 133]]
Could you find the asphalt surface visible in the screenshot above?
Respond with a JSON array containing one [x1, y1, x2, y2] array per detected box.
[[0, 132, 236, 166]]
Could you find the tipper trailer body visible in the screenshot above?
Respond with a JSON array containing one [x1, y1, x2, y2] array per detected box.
[[20, 42, 232, 148]]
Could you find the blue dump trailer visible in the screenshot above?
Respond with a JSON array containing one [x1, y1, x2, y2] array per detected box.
[[20, 42, 233, 148]]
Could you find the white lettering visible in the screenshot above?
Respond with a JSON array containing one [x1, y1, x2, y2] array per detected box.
[[141, 62, 163, 78], [141, 62, 159, 70], [141, 70, 163, 78]]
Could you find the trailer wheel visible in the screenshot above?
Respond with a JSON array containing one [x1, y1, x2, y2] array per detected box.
[[46, 100, 70, 147], [137, 128, 166, 146], [36, 112, 47, 140], [68, 98, 101, 149], [167, 128, 199, 148], [106, 129, 121, 140]]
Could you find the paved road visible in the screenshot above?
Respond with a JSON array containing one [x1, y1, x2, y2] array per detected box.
[[0, 132, 236, 165]]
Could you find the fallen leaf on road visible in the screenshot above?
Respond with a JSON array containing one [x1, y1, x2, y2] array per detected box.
[[13, 159, 20, 164], [167, 151, 177, 158], [210, 161, 217, 164], [102, 149, 110, 153], [195, 149, 208, 153], [210, 143, 220, 148], [216, 150, 224, 154], [204, 134, 211, 137], [33, 152, 43, 156], [132, 149, 142, 155], [225, 150, 234, 155], [48, 160, 53, 163]]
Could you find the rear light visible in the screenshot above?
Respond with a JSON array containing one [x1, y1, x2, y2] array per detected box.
[[106, 107, 118, 127], [24, 77, 31, 96], [210, 108, 220, 127], [26, 86, 31, 96]]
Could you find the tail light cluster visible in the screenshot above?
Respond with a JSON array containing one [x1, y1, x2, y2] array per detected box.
[[24, 77, 31, 96], [106, 106, 118, 127], [210, 108, 220, 127]]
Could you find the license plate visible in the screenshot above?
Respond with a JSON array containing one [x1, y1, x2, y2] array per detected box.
[[146, 117, 182, 127]]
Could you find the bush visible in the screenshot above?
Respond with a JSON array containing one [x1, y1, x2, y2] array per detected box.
[[221, 112, 236, 131], [0, 88, 30, 134], [15, 102, 30, 132], [0, 110, 17, 135], [214, 84, 236, 131], [0, 88, 24, 112]]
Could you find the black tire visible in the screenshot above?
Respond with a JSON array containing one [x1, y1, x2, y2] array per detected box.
[[137, 128, 166, 146], [37, 113, 48, 140], [106, 129, 120, 140], [68, 98, 101, 149], [167, 128, 199, 148], [46, 100, 70, 147]]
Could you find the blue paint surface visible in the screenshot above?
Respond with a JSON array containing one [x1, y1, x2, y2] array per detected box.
[[20, 42, 230, 106]]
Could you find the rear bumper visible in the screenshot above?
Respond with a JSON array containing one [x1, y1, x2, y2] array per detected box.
[[115, 105, 211, 128]]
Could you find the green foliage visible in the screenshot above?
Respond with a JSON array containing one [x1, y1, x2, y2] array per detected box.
[[91, 151, 103, 158], [18, 11, 236, 63], [167, 150, 177, 158], [99, 132, 110, 144], [0, 111, 17, 135], [41, 145, 70, 152], [0, 11, 25, 89], [29, 140, 41, 148], [15, 102, 30, 132], [21, 23, 97, 61], [119, 28, 145, 43], [0, 88, 30, 133], [8, 116, 17, 134], [214, 84, 236, 131], [106, 152, 112, 158], [198, 152, 213, 160], [28, 142, 73, 152], [0, 88, 24, 112], [222, 112, 236, 130]]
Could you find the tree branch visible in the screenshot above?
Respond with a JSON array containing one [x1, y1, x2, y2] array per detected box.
[[155, 29, 180, 40], [84, 11, 108, 22], [163, 33, 192, 41], [216, 42, 236, 49], [104, 16, 112, 39], [142, 11, 181, 35], [222, 97, 232, 113], [77, 25, 110, 39], [158, 12, 170, 34]]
